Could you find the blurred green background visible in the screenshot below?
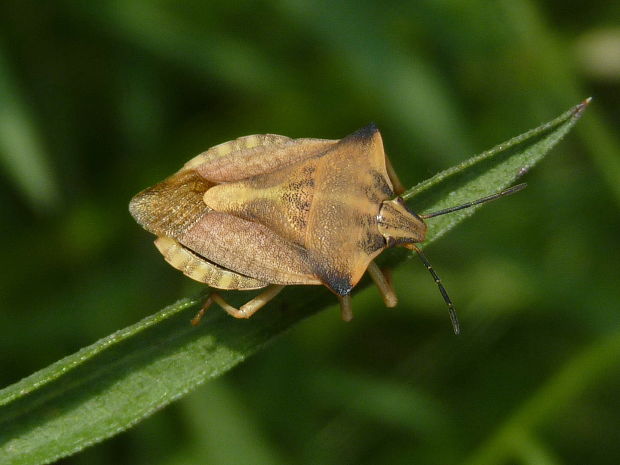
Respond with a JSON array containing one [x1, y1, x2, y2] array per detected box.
[[1, 1, 620, 464]]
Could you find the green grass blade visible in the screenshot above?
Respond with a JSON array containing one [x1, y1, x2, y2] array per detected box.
[[0, 43, 61, 212], [463, 328, 620, 465], [0, 101, 588, 465], [0, 293, 324, 465], [402, 99, 590, 246]]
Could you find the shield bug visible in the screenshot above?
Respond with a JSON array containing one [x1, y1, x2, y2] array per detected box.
[[130, 125, 525, 334]]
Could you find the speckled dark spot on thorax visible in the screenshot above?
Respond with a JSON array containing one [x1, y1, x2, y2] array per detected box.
[[287, 177, 314, 191], [363, 185, 382, 203], [302, 165, 316, 177], [282, 191, 311, 212], [281, 189, 312, 230], [357, 231, 386, 254], [371, 170, 394, 198], [357, 214, 377, 228]]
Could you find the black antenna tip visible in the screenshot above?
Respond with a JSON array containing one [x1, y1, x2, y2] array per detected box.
[[505, 183, 527, 195]]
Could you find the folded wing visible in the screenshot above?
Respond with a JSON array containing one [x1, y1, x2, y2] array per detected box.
[[184, 134, 337, 183]]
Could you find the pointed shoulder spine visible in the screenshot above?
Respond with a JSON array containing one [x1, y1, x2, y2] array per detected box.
[[343, 123, 379, 142]]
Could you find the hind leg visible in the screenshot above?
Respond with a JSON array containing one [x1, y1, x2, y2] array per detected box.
[[191, 285, 286, 325]]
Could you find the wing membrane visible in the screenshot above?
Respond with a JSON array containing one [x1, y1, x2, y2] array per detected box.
[[177, 211, 322, 286], [186, 134, 337, 183], [154, 236, 267, 290]]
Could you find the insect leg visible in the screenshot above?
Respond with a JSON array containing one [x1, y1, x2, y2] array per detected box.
[[338, 294, 353, 322], [211, 285, 286, 319], [190, 295, 214, 326], [384, 153, 405, 195], [367, 261, 398, 307]]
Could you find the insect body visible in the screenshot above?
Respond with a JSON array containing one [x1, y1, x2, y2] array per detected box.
[[130, 125, 523, 333]]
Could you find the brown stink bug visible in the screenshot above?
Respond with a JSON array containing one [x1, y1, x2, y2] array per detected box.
[[129, 125, 524, 334]]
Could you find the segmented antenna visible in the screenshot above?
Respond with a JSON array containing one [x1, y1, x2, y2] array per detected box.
[[410, 183, 527, 334], [405, 244, 460, 335], [420, 183, 527, 219]]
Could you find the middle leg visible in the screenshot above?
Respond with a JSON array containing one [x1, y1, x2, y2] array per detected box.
[[367, 261, 398, 307]]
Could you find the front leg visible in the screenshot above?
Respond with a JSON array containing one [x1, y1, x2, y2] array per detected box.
[[366, 261, 398, 308]]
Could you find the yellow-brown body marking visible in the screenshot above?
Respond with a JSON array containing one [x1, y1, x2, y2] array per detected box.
[[130, 124, 434, 322]]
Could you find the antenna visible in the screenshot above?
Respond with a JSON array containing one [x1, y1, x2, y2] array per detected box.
[[405, 243, 460, 335], [406, 183, 527, 334], [420, 183, 527, 219]]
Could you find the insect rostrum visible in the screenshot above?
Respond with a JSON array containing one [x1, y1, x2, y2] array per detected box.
[[130, 124, 523, 334]]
